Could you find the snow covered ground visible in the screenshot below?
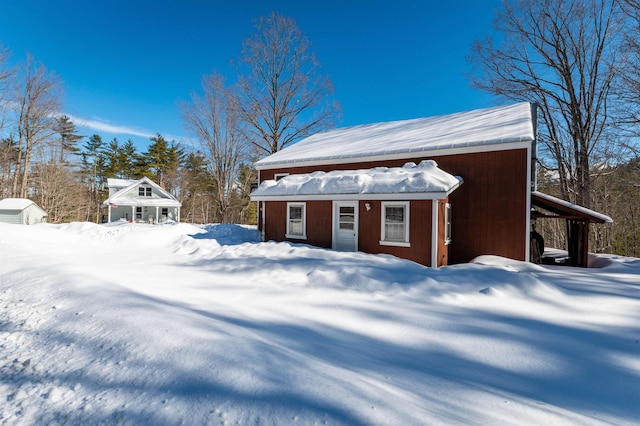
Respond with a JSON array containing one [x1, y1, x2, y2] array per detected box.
[[1, 221, 639, 425]]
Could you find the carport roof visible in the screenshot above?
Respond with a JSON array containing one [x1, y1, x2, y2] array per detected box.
[[531, 191, 612, 223]]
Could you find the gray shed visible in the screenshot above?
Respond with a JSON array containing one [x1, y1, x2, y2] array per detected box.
[[0, 198, 48, 225]]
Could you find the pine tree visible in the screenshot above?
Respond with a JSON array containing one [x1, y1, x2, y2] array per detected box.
[[102, 138, 139, 179], [141, 134, 184, 189], [80, 134, 106, 222], [181, 151, 215, 223], [54, 115, 83, 164]]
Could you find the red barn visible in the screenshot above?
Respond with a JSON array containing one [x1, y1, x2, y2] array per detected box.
[[251, 103, 610, 267]]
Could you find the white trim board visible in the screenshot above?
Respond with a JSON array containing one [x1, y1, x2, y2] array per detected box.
[[252, 191, 453, 202]]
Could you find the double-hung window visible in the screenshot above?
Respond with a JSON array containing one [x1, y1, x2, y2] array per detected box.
[[138, 187, 152, 197], [380, 201, 410, 247], [286, 202, 306, 239]]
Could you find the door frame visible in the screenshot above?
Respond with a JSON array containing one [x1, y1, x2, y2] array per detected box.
[[332, 200, 359, 251]]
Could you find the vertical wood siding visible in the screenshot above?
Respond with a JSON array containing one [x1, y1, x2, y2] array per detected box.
[[259, 148, 528, 264], [356, 200, 432, 265], [265, 200, 333, 248]]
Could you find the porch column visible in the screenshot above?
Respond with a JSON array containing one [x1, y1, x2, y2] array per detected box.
[[131, 206, 135, 222], [177, 207, 180, 222], [155, 206, 159, 224], [107, 205, 111, 222]]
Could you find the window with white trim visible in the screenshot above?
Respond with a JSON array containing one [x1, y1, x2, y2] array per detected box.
[[138, 186, 152, 197], [286, 202, 306, 239], [380, 201, 410, 247], [444, 203, 452, 245]]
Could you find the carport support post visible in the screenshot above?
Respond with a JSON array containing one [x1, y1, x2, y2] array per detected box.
[[581, 220, 589, 267], [107, 205, 111, 222]]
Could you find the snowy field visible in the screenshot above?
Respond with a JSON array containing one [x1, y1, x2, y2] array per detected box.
[[1, 221, 639, 425]]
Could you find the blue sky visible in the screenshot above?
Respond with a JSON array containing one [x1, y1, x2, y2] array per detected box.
[[0, 0, 501, 151]]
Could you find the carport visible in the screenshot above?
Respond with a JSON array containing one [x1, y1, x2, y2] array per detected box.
[[531, 191, 612, 267]]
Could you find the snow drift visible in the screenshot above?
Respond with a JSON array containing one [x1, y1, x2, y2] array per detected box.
[[1, 222, 639, 425]]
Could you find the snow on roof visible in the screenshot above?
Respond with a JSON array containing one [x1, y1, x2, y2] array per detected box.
[[106, 198, 181, 207], [532, 191, 613, 223], [107, 178, 137, 189], [251, 160, 462, 201], [0, 198, 36, 211], [101, 177, 181, 208], [256, 102, 536, 169]]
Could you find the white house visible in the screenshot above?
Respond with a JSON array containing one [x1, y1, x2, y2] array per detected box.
[[0, 198, 48, 225], [101, 177, 181, 223]]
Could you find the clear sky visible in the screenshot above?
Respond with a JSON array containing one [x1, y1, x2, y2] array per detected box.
[[0, 0, 502, 151]]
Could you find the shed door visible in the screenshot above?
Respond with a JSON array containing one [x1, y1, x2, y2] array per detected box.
[[333, 201, 358, 252]]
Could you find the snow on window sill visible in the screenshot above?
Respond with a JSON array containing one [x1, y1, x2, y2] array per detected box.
[[379, 240, 410, 248], [286, 233, 307, 240]]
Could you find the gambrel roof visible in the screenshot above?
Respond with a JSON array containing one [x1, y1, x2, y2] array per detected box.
[[101, 177, 181, 208], [255, 102, 536, 169]]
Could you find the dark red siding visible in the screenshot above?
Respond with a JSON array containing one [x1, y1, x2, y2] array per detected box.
[[259, 148, 529, 264], [265, 200, 332, 247], [357, 200, 433, 266], [263, 199, 434, 266]]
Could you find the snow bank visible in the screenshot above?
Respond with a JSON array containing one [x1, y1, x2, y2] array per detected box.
[[1, 222, 639, 425]]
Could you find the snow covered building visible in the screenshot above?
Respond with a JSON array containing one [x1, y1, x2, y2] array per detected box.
[[251, 102, 611, 267], [101, 177, 181, 223], [0, 198, 47, 225]]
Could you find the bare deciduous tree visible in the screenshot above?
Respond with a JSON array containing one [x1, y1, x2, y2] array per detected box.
[[468, 0, 625, 209], [618, 0, 640, 145], [10, 54, 62, 198], [236, 12, 340, 156], [0, 45, 12, 132], [31, 155, 87, 223], [0, 137, 19, 198], [181, 73, 246, 223]]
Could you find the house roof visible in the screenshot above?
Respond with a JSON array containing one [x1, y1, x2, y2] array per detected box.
[[0, 198, 34, 210], [256, 102, 536, 170], [0, 198, 41, 212], [107, 178, 137, 189], [251, 160, 463, 201], [101, 177, 181, 207], [532, 191, 612, 223]]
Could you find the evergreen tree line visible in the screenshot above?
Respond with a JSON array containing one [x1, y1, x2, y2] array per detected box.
[[0, 11, 338, 225], [78, 133, 256, 225]]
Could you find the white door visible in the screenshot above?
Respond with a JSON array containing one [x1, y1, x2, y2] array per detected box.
[[333, 201, 358, 251]]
